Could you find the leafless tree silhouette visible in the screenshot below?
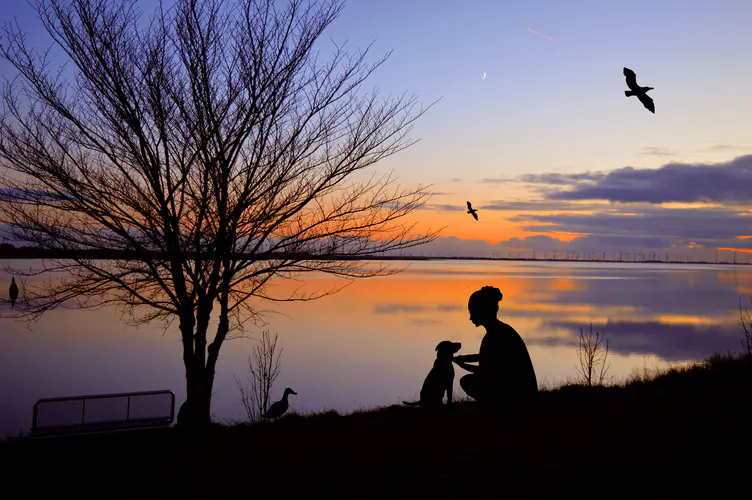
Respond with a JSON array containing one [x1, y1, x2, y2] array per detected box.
[[0, 0, 441, 428], [235, 329, 281, 422], [576, 323, 610, 386]]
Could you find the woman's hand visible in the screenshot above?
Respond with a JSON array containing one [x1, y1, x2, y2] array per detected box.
[[454, 353, 480, 363]]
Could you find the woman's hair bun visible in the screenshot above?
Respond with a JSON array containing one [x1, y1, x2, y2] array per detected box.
[[481, 285, 502, 303]]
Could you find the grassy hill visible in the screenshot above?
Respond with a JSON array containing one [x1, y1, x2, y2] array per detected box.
[[2, 353, 751, 498]]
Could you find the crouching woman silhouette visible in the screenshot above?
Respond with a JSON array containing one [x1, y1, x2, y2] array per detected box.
[[453, 286, 538, 411]]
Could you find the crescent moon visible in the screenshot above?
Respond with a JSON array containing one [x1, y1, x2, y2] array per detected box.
[[482, 72, 486, 80]]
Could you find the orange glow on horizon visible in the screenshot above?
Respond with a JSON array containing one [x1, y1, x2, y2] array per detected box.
[[718, 247, 752, 254], [402, 211, 582, 245]]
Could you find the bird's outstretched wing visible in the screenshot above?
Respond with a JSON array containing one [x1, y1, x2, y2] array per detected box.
[[466, 201, 473, 210], [471, 211, 478, 221], [637, 93, 655, 113], [623, 67, 638, 91]]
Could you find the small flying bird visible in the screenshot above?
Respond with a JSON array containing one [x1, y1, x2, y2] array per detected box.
[[466, 201, 478, 221], [623, 67, 655, 113], [9, 277, 18, 308], [262, 388, 297, 420]]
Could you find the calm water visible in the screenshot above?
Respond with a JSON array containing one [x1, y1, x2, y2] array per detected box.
[[1, 259, 750, 438]]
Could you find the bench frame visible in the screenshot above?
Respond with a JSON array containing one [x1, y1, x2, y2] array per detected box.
[[31, 390, 175, 439]]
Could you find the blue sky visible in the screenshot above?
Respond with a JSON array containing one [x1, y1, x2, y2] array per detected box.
[[2, 0, 752, 259]]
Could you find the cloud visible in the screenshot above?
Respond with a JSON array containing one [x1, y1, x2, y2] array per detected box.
[[514, 206, 752, 241], [410, 319, 442, 326], [420, 191, 456, 196], [400, 155, 752, 258], [534, 155, 752, 204], [481, 177, 516, 184], [530, 320, 742, 361], [418, 204, 465, 212], [400, 229, 750, 261], [519, 171, 608, 185], [640, 146, 675, 156], [372, 303, 463, 315], [482, 200, 615, 212], [0, 187, 72, 203], [482, 172, 608, 185], [696, 144, 750, 154]]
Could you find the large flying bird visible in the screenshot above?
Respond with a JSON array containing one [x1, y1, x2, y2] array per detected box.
[[623, 67, 655, 114], [466, 201, 478, 221]]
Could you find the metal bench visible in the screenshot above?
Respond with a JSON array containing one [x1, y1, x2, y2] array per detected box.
[[31, 390, 175, 438]]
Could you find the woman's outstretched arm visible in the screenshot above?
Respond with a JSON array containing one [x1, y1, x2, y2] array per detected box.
[[452, 357, 478, 373], [455, 354, 480, 362]]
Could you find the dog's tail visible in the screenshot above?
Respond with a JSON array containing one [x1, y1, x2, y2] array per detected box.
[[402, 400, 421, 406]]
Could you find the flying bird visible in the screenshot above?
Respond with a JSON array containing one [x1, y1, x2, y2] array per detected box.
[[466, 201, 478, 221], [262, 388, 297, 420], [623, 67, 655, 113], [9, 276, 18, 307]]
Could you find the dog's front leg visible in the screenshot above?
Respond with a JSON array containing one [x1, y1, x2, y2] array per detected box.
[[446, 384, 453, 405]]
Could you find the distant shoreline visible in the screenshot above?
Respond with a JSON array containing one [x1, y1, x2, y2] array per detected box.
[[0, 245, 747, 265]]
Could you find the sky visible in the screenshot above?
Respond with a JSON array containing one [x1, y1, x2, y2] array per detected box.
[[324, 0, 752, 259], [2, 0, 752, 260]]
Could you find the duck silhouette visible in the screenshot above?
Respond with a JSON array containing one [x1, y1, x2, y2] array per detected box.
[[466, 201, 478, 221], [9, 277, 18, 307], [262, 388, 297, 420]]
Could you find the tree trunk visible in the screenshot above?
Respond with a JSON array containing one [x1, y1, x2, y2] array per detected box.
[[178, 366, 214, 430], [177, 308, 214, 431]]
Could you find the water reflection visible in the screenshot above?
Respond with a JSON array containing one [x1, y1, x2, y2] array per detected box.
[[1, 260, 749, 438]]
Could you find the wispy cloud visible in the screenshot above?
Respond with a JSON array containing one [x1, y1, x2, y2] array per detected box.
[[524, 27, 559, 43], [640, 146, 675, 156], [519, 172, 607, 185], [418, 191, 456, 197], [695, 143, 751, 154], [481, 177, 516, 184], [482, 200, 616, 212], [373, 303, 463, 315], [416, 203, 465, 212]]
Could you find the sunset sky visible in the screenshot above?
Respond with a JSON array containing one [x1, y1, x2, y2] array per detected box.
[[2, 0, 752, 259], [327, 0, 752, 259]]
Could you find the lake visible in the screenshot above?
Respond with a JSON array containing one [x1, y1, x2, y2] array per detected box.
[[1, 259, 750, 438]]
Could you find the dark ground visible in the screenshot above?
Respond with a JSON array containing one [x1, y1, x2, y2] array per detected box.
[[2, 354, 751, 498]]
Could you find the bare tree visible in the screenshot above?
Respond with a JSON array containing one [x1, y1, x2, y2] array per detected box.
[[576, 323, 610, 386], [0, 0, 441, 428], [235, 329, 281, 422], [738, 298, 752, 355]]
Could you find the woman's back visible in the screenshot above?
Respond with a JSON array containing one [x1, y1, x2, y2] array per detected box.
[[478, 321, 538, 398]]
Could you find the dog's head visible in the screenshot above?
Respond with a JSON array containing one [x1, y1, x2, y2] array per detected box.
[[435, 340, 462, 360]]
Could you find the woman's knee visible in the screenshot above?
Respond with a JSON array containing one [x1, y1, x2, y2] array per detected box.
[[460, 375, 484, 401]]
